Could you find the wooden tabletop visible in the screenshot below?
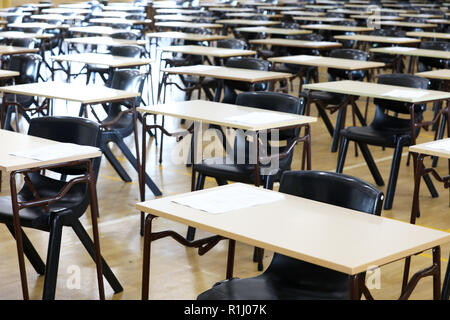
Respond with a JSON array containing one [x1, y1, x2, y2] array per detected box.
[[303, 80, 450, 103], [409, 138, 450, 159], [377, 21, 438, 28], [293, 17, 355, 23], [415, 69, 450, 81], [234, 26, 311, 35], [333, 34, 421, 44], [69, 26, 141, 36], [427, 19, 450, 25], [88, 18, 153, 25], [369, 47, 450, 59], [269, 55, 385, 70], [250, 38, 343, 49], [8, 22, 68, 30], [280, 10, 326, 16], [0, 70, 19, 78], [0, 82, 140, 105], [136, 183, 450, 275], [65, 36, 148, 46], [154, 14, 214, 21], [50, 53, 151, 68], [224, 12, 283, 19], [0, 129, 102, 172], [0, 31, 54, 40], [161, 64, 293, 83], [0, 45, 39, 55], [42, 8, 92, 15], [406, 31, 450, 40], [215, 19, 280, 26], [30, 14, 85, 21], [301, 24, 374, 32], [155, 9, 205, 14], [160, 45, 256, 58], [146, 31, 230, 42], [155, 21, 224, 29], [137, 100, 316, 131], [350, 15, 405, 21]]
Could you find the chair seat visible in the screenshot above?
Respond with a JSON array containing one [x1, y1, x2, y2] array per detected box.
[[0, 174, 86, 230], [102, 112, 134, 137], [87, 64, 109, 72], [340, 124, 412, 147], [309, 91, 346, 105]]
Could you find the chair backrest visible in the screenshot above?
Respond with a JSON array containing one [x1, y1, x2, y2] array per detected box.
[[110, 31, 138, 40], [374, 73, 430, 114], [11, 38, 35, 48], [109, 44, 143, 58], [9, 53, 42, 85], [216, 39, 247, 50], [232, 92, 305, 170], [222, 57, 271, 104], [263, 170, 384, 298], [27, 116, 102, 177], [328, 48, 369, 81], [418, 41, 450, 70]]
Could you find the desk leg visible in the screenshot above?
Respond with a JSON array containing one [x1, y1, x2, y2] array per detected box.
[[331, 96, 351, 153], [9, 171, 29, 300], [142, 214, 156, 300], [226, 239, 236, 280], [349, 274, 360, 300]]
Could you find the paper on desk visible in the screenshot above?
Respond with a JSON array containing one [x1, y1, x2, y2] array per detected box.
[[303, 41, 337, 46], [172, 185, 285, 214], [9, 143, 100, 161], [291, 55, 320, 61], [382, 89, 429, 99], [386, 47, 417, 52], [224, 111, 297, 126], [425, 139, 450, 152]]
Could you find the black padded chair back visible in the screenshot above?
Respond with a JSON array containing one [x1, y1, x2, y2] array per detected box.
[[222, 57, 271, 104], [9, 53, 41, 85], [374, 73, 430, 115], [110, 32, 139, 40], [109, 45, 143, 58], [233, 92, 304, 171], [11, 38, 35, 48], [22, 27, 44, 34], [216, 39, 248, 50], [418, 41, 450, 70], [328, 49, 369, 80], [27, 116, 102, 177]]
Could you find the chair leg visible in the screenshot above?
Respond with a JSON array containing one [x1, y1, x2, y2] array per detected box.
[[358, 142, 385, 187], [101, 142, 132, 183], [432, 114, 447, 168], [71, 220, 123, 293], [42, 215, 63, 300], [316, 105, 335, 137], [384, 144, 403, 210], [336, 136, 350, 173], [186, 173, 206, 241], [6, 224, 45, 275]]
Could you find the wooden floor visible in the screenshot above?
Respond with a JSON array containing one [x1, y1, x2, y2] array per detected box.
[[0, 60, 448, 300]]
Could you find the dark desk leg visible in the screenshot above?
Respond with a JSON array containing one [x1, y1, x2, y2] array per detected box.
[[331, 96, 351, 153], [226, 239, 236, 280], [9, 171, 29, 300], [141, 214, 156, 300], [432, 246, 441, 300], [349, 274, 360, 300]]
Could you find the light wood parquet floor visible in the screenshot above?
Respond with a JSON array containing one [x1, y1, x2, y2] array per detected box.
[[0, 52, 448, 300]]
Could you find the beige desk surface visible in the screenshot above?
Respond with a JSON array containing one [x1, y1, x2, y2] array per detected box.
[[155, 21, 224, 29], [215, 19, 280, 26], [224, 13, 283, 19], [0, 70, 19, 78], [427, 19, 450, 24], [269, 55, 385, 70], [69, 26, 141, 36], [7, 22, 68, 30], [103, 6, 147, 12], [30, 14, 85, 21], [65, 36, 148, 46], [293, 17, 355, 23], [257, 6, 305, 11], [161, 64, 293, 82], [334, 34, 421, 44], [155, 9, 205, 14], [301, 24, 374, 32], [303, 80, 450, 103], [0, 31, 54, 40], [409, 138, 450, 159], [0, 82, 139, 105], [350, 15, 405, 20], [88, 18, 153, 25], [415, 69, 450, 81], [146, 31, 230, 41], [50, 53, 152, 68], [400, 13, 445, 18], [208, 7, 255, 12], [154, 14, 214, 21], [280, 10, 326, 16], [0, 45, 39, 55], [0, 129, 102, 173], [406, 31, 450, 40], [136, 183, 450, 275], [234, 26, 311, 35], [58, 3, 92, 9], [326, 9, 371, 15], [42, 8, 92, 15], [369, 47, 450, 59], [377, 21, 438, 28], [250, 38, 343, 49], [160, 45, 256, 57], [91, 11, 130, 18], [137, 99, 316, 131]]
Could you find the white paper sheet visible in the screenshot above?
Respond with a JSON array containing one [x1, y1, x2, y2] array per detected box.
[[224, 111, 297, 126], [292, 55, 320, 61], [9, 143, 100, 161], [172, 185, 285, 214], [303, 41, 336, 46], [382, 89, 429, 99], [425, 139, 450, 152]]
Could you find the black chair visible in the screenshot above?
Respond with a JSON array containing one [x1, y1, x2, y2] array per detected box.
[[336, 73, 438, 210], [98, 69, 159, 193], [0, 116, 122, 300], [221, 57, 272, 104], [2, 54, 42, 131], [417, 41, 450, 72], [187, 91, 306, 243], [302, 49, 370, 151], [85, 44, 143, 85], [110, 31, 139, 41], [197, 170, 384, 300], [369, 28, 407, 73]]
